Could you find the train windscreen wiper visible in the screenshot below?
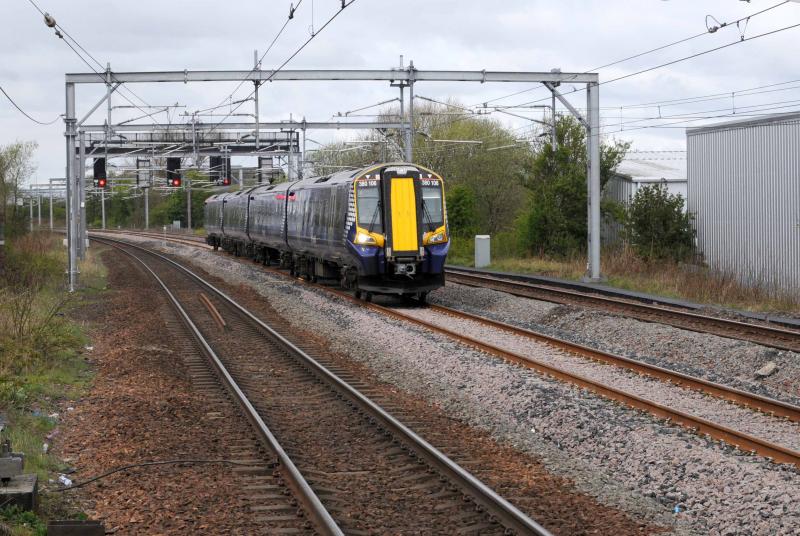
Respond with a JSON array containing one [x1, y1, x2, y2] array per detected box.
[[421, 199, 437, 232], [367, 201, 381, 233]]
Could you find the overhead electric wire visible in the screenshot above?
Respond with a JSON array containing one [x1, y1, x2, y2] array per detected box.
[[0, 84, 61, 124], [478, 0, 792, 107], [511, 19, 800, 110], [208, 0, 304, 112], [26, 0, 154, 112], [599, 99, 800, 132], [201, 0, 358, 137], [25, 0, 164, 128], [609, 78, 800, 110]]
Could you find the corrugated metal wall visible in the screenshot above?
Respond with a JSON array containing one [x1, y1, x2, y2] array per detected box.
[[687, 115, 800, 293], [602, 173, 633, 244]]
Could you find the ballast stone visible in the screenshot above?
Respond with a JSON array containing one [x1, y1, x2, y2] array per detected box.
[[755, 362, 778, 378]]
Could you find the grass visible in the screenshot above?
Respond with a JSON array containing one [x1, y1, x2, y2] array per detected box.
[[0, 232, 104, 533], [448, 236, 800, 314]]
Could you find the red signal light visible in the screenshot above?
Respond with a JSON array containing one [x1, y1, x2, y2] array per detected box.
[[98, 177, 107, 188], [222, 177, 231, 186], [171, 177, 182, 187]]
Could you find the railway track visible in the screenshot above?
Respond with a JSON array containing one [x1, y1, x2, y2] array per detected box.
[[94, 236, 551, 536], [95, 228, 211, 249], [445, 268, 800, 353], [95, 231, 800, 467]]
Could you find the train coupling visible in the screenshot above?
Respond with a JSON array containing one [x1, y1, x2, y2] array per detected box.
[[394, 263, 417, 276]]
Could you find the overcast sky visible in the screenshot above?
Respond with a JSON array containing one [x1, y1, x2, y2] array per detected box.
[[2, 0, 800, 182]]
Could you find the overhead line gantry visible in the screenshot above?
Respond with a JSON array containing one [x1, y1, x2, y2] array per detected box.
[[64, 67, 602, 292]]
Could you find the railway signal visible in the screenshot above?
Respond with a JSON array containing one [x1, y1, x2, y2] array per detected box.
[[166, 157, 182, 187], [93, 157, 107, 188], [222, 157, 232, 186]]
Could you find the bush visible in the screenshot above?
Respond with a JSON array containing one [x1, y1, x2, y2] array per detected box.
[[446, 185, 478, 237], [0, 234, 79, 377], [624, 182, 695, 261]]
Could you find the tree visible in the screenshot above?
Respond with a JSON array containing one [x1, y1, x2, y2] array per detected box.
[[445, 185, 478, 236], [0, 141, 38, 271], [419, 111, 533, 234], [310, 100, 534, 235], [519, 116, 629, 256], [624, 182, 695, 261]]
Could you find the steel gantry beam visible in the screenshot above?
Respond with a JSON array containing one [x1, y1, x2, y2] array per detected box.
[[64, 66, 603, 291], [66, 69, 599, 84], [79, 121, 405, 132]]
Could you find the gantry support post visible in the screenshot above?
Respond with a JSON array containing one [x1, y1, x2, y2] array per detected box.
[[78, 130, 87, 259], [254, 50, 261, 154], [406, 61, 415, 162], [49, 181, 53, 231], [144, 186, 149, 230], [65, 82, 77, 292], [586, 82, 601, 282], [551, 92, 557, 151]]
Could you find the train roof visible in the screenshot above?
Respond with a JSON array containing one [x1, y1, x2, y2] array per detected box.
[[289, 162, 442, 189], [205, 163, 443, 202]]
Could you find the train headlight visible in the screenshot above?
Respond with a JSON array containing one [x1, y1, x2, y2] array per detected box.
[[354, 227, 384, 247], [355, 232, 377, 245], [424, 227, 448, 245]]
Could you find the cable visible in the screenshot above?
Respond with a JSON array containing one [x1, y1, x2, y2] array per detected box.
[[610, 78, 800, 110], [183, 0, 358, 153], [208, 0, 305, 113], [476, 31, 709, 107], [601, 96, 800, 130], [26, 0, 164, 128], [511, 20, 800, 110], [0, 84, 61, 124], [51, 459, 261, 492], [600, 100, 800, 133], [28, 0, 153, 111], [479, 0, 792, 107]]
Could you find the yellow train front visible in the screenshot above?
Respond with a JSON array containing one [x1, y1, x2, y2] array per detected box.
[[344, 164, 449, 301]]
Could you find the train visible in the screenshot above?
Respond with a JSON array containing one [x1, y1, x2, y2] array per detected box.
[[204, 162, 449, 301]]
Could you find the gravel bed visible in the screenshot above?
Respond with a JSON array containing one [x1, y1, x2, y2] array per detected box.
[[59, 247, 278, 534], [430, 282, 800, 406], [110, 236, 800, 535], [396, 307, 800, 452]]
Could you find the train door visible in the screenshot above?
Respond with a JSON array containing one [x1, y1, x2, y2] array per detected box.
[[381, 168, 423, 259]]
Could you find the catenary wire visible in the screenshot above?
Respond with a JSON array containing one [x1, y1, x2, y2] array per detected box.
[[476, 0, 791, 107], [0, 84, 61, 124], [183, 0, 359, 149], [207, 0, 305, 113], [509, 19, 800, 111]]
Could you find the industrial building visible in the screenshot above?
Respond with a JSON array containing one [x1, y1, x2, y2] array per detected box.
[[687, 112, 800, 293], [603, 151, 688, 242]]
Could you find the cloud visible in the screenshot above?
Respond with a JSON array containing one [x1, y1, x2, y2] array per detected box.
[[1, 0, 799, 180]]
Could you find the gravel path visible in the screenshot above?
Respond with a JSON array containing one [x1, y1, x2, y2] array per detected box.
[[395, 306, 800, 452], [107, 236, 800, 535], [430, 282, 800, 405]]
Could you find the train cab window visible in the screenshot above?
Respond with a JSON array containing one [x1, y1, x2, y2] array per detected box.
[[356, 180, 383, 233], [421, 179, 444, 230]]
